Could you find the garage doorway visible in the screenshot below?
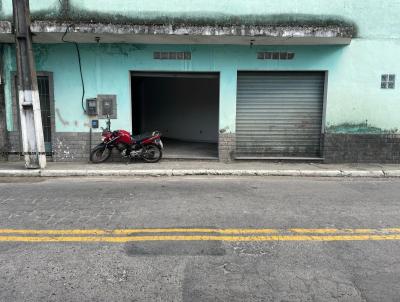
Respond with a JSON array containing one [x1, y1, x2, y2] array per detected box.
[[131, 72, 219, 159]]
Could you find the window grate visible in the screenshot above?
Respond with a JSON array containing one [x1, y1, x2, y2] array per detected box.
[[154, 52, 191, 60], [37, 76, 52, 155], [257, 52, 295, 60], [381, 74, 395, 89], [37, 77, 51, 143]]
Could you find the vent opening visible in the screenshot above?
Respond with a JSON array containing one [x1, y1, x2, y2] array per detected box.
[[153, 52, 191, 60], [257, 52, 295, 60]]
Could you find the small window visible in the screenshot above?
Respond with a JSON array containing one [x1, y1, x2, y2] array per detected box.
[[279, 52, 288, 60], [153, 52, 161, 59], [160, 52, 169, 60], [257, 52, 265, 59], [381, 74, 395, 89], [257, 51, 295, 60], [153, 51, 192, 60], [265, 52, 272, 59]]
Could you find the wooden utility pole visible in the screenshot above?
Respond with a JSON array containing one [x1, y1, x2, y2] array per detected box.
[[12, 0, 46, 169]]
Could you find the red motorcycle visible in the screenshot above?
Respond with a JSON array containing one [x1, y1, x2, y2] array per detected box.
[[90, 117, 163, 163]]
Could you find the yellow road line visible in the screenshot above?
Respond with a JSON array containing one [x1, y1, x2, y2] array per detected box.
[[0, 229, 110, 235], [288, 228, 396, 234], [0, 228, 400, 235], [381, 228, 400, 233], [113, 228, 281, 235], [0, 228, 280, 235], [1, 234, 400, 242]]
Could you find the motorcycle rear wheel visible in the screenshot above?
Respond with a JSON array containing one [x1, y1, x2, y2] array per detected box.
[[142, 144, 162, 163], [90, 145, 112, 163]]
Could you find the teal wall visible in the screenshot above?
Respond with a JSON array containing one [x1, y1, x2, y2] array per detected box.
[[3, 40, 400, 133], [1, 0, 399, 134], [1, 0, 60, 16], [0, 0, 400, 38], [1, 0, 399, 39], [70, 0, 400, 39]]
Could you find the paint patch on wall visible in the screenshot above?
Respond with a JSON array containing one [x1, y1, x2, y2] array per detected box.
[[219, 127, 233, 134], [326, 122, 399, 134], [33, 45, 49, 68], [101, 44, 141, 57], [56, 108, 69, 126]]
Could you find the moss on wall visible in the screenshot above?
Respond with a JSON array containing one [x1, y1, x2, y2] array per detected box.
[[33, 44, 49, 68], [35, 10, 356, 32], [326, 122, 399, 134], [0, 0, 356, 36]]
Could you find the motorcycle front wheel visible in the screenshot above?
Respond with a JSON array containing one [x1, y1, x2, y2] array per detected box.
[[142, 144, 162, 163], [90, 145, 112, 163]]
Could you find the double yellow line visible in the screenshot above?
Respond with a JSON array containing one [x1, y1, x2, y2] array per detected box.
[[1, 228, 400, 242]]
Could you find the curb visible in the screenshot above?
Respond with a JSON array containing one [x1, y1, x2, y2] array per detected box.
[[0, 169, 399, 178], [0, 170, 41, 177]]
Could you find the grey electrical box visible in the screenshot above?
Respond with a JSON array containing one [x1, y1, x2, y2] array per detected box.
[[102, 99, 113, 115], [97, 95, 117, 119], [86, 98, 98, 115]]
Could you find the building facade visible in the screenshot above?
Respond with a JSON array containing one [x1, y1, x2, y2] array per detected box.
[[0, 0, 399, 162]]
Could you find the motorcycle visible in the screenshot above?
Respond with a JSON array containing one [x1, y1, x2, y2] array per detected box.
[[90, 116, 163, 163]]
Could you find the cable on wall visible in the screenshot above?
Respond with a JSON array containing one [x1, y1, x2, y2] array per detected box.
[[61, 24, 86, 113]]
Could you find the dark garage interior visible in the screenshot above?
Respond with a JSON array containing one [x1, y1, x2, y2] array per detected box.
[[131, 72, 219, 159]]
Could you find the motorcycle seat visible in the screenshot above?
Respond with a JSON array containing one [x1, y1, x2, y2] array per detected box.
[[132, 133, 153, 142]]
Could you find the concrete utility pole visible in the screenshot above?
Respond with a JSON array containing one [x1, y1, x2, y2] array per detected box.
[[12, 0, 46, 169]]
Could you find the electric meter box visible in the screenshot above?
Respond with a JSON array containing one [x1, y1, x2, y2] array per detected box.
[[86, 98, 98, 115], [97, 95, 117, 119]]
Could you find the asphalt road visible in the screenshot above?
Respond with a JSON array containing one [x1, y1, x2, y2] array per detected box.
[[1, 176, 400, 301]]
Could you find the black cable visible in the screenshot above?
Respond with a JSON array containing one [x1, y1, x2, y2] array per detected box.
[[61, 24, 86, 113]]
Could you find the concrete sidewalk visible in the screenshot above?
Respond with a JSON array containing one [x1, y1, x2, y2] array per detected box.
[[0, 160, 400, 177]]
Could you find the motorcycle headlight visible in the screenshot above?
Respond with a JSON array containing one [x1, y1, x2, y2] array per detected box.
[[101, 136, 106, 142]]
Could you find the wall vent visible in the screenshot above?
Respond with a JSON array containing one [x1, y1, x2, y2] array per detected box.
[[153, 52, 191, 60], [381, 74, 395, 89], [257, 52, 295, 60]]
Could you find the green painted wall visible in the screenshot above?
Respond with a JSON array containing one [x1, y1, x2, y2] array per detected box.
[[70, 0, 398, 38], [3, 39, 400, 134], [1, 0, 399, 134], [1, 1, 399, 38], [1, 0, 60, 17]]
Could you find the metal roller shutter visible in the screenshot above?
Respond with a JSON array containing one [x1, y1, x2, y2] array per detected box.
[[236, 72, 325, 158]]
